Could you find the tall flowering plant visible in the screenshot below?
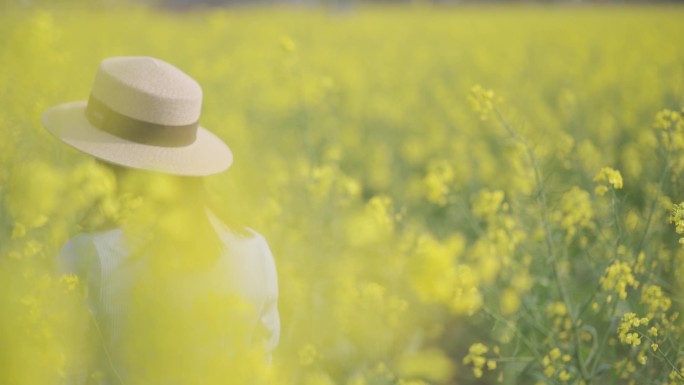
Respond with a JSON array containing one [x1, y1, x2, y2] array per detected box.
[[459, 86, 683, 384]]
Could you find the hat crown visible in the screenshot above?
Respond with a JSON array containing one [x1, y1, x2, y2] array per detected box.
[[91, 56, 202, 126]]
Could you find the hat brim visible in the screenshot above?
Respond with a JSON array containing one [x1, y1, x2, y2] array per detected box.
[[42, 101, 233, 176]]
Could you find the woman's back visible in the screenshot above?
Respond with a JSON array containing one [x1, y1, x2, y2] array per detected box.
[[58, 212, 279, 384]]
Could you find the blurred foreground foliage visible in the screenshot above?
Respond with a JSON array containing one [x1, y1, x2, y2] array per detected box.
[[1, 4, 684, 385]]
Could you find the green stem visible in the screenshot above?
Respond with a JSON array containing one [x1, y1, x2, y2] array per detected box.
[[493, 106, 590, 380], [587, 299, 619, 379], [634, 129, 672, 259], [495, 357, 536, 363], [639, 332, 684, 379], [482, 306, 546, 364]]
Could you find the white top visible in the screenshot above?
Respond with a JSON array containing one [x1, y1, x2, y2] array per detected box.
[[57, 213, 279, 384]]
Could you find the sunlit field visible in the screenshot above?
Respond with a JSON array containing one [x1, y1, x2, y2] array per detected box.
[[1, 4, 684, 385]]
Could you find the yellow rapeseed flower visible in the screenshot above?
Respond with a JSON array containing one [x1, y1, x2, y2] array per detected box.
[[59, 274, 79, 292], [594, 167, 623, 195], [468, 85, 496, 121], [558, 370, 571, 381], [463, 343, 493, 378], [600, 261, 638, 300], [617, 313, 650, 347]]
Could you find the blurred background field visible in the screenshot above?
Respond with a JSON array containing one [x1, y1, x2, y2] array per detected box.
[[1, 2, 684, 385]]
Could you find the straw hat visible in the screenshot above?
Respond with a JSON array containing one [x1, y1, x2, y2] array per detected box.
[[42, 56, 233, 176]]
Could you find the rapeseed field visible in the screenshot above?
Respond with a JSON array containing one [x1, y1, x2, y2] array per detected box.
[[1, 4, 683, 385]]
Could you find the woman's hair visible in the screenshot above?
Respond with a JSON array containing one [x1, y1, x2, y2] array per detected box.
[[91, 159, 229, 270]]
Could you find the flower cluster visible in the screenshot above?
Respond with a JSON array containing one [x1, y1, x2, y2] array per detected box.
[[542, 347, 573, 382], [462, 343, 497, 378], [467, 85, 496, 121], [617, 313, 649, 347], [669, 203, 684, 244], [599, 261, 639, 300], [654, 108, 683, 132], [551, 186, 595, 243], [423, 160, 455, 206], [641, 284, 672, 319], [593, 167, 623, 196]]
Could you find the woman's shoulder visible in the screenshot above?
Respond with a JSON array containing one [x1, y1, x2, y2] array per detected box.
[[57, 228, 128, 273], [206, 209, 269, 249], [219, 225, 273, 265], [205, 210, 278, 297], [206, 211, 276, 272]]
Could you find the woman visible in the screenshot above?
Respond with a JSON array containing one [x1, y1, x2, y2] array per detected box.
[[42, 56, 279, 384]]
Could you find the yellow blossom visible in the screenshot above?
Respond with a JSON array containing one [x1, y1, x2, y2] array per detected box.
[[468, 85, 496, 121], [593, 167, 624, 194], [558, 370, 571, 381], [638, 353, 647, 365], [463, 343, 496, 378], [641, 284, 672, 318], [617, 313, 650, 347], [423, 160, 454, 206], [59, 274, 79, 292], [551, 186, 595, 242], [544, 365, 555, 378], [600, 261, 638, 299]]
